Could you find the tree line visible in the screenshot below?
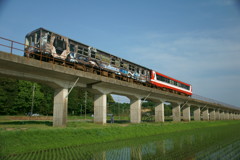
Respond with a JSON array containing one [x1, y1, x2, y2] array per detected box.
[[0, 77, 172, 116], [0, 77, 115, 115]]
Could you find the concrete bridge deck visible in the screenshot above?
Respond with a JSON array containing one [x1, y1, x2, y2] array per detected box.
[[0, 51, 239, 126]]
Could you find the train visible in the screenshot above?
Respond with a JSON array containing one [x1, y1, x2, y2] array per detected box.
[[24, 28, 192, 96]]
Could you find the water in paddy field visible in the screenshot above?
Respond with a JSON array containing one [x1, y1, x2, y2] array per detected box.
[[2, 124, 240, 160]]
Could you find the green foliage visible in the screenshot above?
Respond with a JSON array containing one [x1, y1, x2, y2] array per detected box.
[[164, 104, 172, 116], [0, 78, 18, 114], [107, 94, 115, 103], [0, 78, 53, 115], [68, 88, 94, 115]]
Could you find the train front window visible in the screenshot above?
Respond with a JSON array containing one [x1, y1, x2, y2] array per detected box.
[[53, 37, 66, 54]]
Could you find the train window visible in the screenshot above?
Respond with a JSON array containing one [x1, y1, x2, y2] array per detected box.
[[123, 63, 128, 69], [83, 48, 88, 56], [129, 65, 135, 71], [156, 75, 161, 81], [35, 31, 40, 44], [136, 68, 140, 74], [166, 78, 170, 83], [141, 69, 145, 75], [115, 60, 120, 67], [78, 46, 83, 54], [129, 65, 132, 70], [53, 37, 66, 54], [120, 62, 124, 68], [174, 81, 177, 86], [47, 33, 51, 43], [95, 53, 101, 60], [111, 58, 115, 65], [102, 55, 110, 63], [170, 80, 174, 85], [91, 51, 96, 58], [70, 44, 75, 52]]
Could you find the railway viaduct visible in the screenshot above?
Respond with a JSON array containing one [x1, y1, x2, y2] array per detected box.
[[0, 51, 240, 126]]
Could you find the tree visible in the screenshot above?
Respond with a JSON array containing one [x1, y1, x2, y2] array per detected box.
[[68, 87, 95, 115], [13, 81, 45, 115], [39, 84, 54, 115], [0, 78, 18, 114]]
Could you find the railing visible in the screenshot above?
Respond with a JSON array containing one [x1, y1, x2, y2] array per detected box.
[[192, 94, 239, 110], [0, 37, 27, 55], [0, 36, 239, 111], [0, 36, 98, 71]]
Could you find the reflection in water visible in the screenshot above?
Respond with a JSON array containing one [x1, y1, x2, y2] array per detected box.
[[2, 124, 240, 160]]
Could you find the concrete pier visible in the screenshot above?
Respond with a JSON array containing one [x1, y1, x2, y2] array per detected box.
[[209, 110, 215, 121], [215, 110, 220, 120], [172, 103, 181, 122], [130, 98, 141, 123], [194, 107, 201, 121], [202, 108, 209, 121], [220, 111, 225, 120], [182, 105, 191, 121], [225, 112, 230, 120], [155, 102, 165, 122], [53, 88, 68, 127], [229, 113, 233, 120], [94, 93, 107, 124]]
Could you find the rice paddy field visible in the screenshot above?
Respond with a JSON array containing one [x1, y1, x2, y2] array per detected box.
[[0, 116, 240, 159]]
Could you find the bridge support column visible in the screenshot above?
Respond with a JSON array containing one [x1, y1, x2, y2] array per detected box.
[[209, 110, 215, 121], [155, 102, 164, 122], [235, 113, 238, 120], [215, 110, 220, 120], [94, 93, 107, 124], [202, 108, 209, 121], [229, 113, 233, 120], [194, 107, 201, 121], [130, 98, 141, 123], [226, 112, 229, 120], [232, 113, 235, 120], [182, 105, 190, 121], [172, 103, 181, 122], [53, 88, 68, 127], [220, 111, 225, 120]]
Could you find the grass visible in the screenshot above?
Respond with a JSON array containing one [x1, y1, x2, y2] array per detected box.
[[1, 116, 240, 157]]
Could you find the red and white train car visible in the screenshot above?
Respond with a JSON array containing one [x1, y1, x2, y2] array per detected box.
[[150, 71, 192, 96]]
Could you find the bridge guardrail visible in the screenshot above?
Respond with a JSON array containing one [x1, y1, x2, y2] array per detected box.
[[0, 36, 239, 111]]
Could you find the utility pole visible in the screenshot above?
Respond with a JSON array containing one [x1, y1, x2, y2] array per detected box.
[[30, 83, 35, 116]]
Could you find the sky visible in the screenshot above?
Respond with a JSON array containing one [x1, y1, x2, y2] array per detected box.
[[0, 0, 240, 107]]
